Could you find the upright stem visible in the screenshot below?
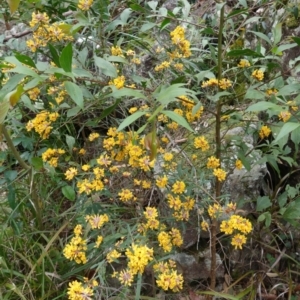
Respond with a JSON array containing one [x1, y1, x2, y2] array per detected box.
[[210, 2, 225, 292]]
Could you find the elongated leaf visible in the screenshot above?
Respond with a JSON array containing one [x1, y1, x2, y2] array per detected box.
[[227, 49, 263, 57], [14, 53, 36, 68], [6, 0, 20, 14], [278, 83, 300, 96], [117, 111, 146, 131], [11, 65, 40, 78], [273, 22, 282, 46], [248, 30, 271, 45], [94, 56, 117, 77], [162, 110, 194, 132], [48, 44, 61, 67], [64, 81, 84, 109], [106, 87, 147, 100], [60, 43, 73, 72], [0, 99, 10, 124], [273, 122, 300, 142], [246, 101, 281, 112], [62, 185, 75, 201], [100, 99, 122, 119]]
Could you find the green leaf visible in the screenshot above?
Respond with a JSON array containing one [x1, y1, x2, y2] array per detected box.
[[141, 22, 156, 32], [66, 135, 76, 152], [64, 81, 84, 109], [256, 196, 271, 212], [67, 106, 81, 117], [227, 8, 248, 18], [248, 30, 271, 45], [48, 44, 61, 67], [155, 84, 195, 106], [244, 88, 265, 100], [273, 23, 282, 46], [94, 56, 117, 77], [246, 101, 281, 112], [6, 0, 20, 14], [148, 1, 158, 11], [161, 110, 194, 132], [0, 98, 10, 124], [272, 43, 297, 55], [227, 49, 263, 57], [107, 87, 147, 100], [273, 122, 300, 143], [292, 36, 300, 46], [277, 83, 300, 96], [14, 53, 36, 68], [117, 111, 146, 132], [160, 18, 171, 30], [30, 157, 43, 170], [62, 185, 76, 201], [100, 99, 122, 119], [10, 65, 40, 78], [60, 43, 73, 72]]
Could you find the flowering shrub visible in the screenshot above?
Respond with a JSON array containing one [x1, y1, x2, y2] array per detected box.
[[1, 0, 300, 299]]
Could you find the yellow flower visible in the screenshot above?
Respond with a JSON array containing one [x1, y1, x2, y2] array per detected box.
[[88, 132, 100, 141], [63, 236, 87, 264], [287, 100, 298, 111], [111, 46, 123, 56], [201, 221, 209, 231], [81, 164, 90, 171], [118, 269, 134, 286], [129, 107, 138, 114], [67, 280, 93, 300], [65, 167, 78, 180], [194, 136, 209, 151], [106, 249, 121, 263], [218, 78, 232, 90], [155, 61, 171, 72], [259, 125, 271, 139], [220, 220, 234, 234], [109, 75, 125, 89], [85, 214, 109, 229], [78, 0, 93, 10], [163, 152, 174, 161], [118, 189, 134, 202], [266, 88, 278, 96], [213, 168, 227, 181], [251, 69, 264, 81], [208, 203, 223, 219], [170, 228, 183, 247], [156, 270, 184, 292], [235, 159, 243, 170], [201, 78, 219, 88], [156, 175, 168, 188], [172, 181, 186, 194], [79, 148, 86, 155], [278, 111, 291, 122], [231, 233, 247, 249], [237, 59, 250, 68], [29, 11, 50, 27], [95, 236, 103, 248], [206, 156, 220, 169], [28, 87, 40, 100], [158, 231, 172, 252]]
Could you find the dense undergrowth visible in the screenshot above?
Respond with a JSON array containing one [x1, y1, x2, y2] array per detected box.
[[1, 0, 300, 299]]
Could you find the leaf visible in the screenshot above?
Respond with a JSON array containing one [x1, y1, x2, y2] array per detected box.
[[94, 56, 117, 77], [227, 8, 248, 18], [292, 36, 300, 46], [272, 43, 297, 55], [248, 30, 271, 45], [117, 111, 146, 132], [120, 8, 132, 23], [64, 81, 84, 109], [148, 1, 158, 11], [244, 88, 265, 100], [246, 101, 281, 112], [30, 157, 43, 170], [160, 18, 171, 30], [100, 99, 122, 119], [256, 196, 271, 212], [62, 185, 76, 201], [107, 87, 147, 100], [6, 84, 24, 107], [11, 65, 40, 78], [66, 135, 75, 152], [67, 106, 81, 117], [273, 122, 300, 142], [273, 22, 282, 46], [0, 99, 10, 124], [6, 0, 20, 14], [48, 44, 61, 67], [162, 110, 194, 132], [141, 22, 156, 32], [14, 53, 36, 68], [227, 49, 263, 57], [60, 43, 73, 73]]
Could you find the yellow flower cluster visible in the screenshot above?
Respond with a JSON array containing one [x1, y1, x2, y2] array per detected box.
[[42, 148, 65, 167], [65, 167, 78, 180], [111, 45, 123, 56], [170, 26, 191, 58], [67, 280, 93, 300], [143, 207, 160, 230], [118, 188, 135, 202], [158, 228, 183, 252], [178, 95, 204, 123], [26, 111, 59, 139], [194, 136, 209, 151], [208, 203, 223, 219], [27, 87, 40, 101], [206, 156, 220, 169], [259, 125, 271, 139], [47, 83, 68, 104], [202, 78, 232, 89], [85, 214, 109, 229], [106, 249, 121, 263], [88, 132, 100, 141], [155, 261, 183, 292], [278, 111, 291, 122], [213, 168, 227, 182], [77, 178, 104, 194], [154, 61, 171, 72], [237, 59, 250, 68], [63, 225, 87, 264], [220, 214, 252, 249], [265, 88, 278, 96], [78, 0, 93, 10], [126, 244, 154, 274], [109, 75, 126, 89], [172, 180, 186, 194], [251, 69, 264, 81], [167, 194, 195, 221], [287, 100, 298, 111], [26, 12, 73, 52]]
